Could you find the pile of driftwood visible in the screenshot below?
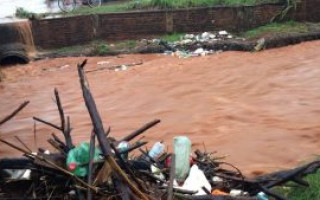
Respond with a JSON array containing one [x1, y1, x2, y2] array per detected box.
[[1, 60, 320, 200]]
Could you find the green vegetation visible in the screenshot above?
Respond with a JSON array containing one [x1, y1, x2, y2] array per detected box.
[[241, 21, 309, 39], [15, 7, 35, 19], [53, 45, 86, 54], [64, 0, 284, 15], [94, 43, 110, 55], [271, 0, 300, 22], [160, 33, 184, 42], [277, 170, 320, 200], [131, 0, 279, 9], [116, 40, 137, 50], [66, 2, 132, 15]]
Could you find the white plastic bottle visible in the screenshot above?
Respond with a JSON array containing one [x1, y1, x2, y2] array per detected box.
[[174, 136, 191, 182], [148, 141, 165, 159]]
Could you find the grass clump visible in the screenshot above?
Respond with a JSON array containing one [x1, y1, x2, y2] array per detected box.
[[116, 40, 137, 50], [95, 43, 110, 55], [65, 0, 283, 15], [15, 7, 35, 19], [131, 0, 280, 9], [242, 21, 308, 39], [53, 45, 85, 54], [66, 2, 132, 15], [277, 170, 320, 200], [160, 33, 184, 42]]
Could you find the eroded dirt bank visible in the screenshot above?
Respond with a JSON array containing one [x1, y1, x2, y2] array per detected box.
[[1, 41, 320, 176]]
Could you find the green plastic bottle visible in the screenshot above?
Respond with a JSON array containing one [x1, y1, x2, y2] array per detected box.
[[66, 142, 101, 177]]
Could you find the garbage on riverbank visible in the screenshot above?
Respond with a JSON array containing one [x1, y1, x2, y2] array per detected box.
[[152, 31, 244, 58], [1, 59, 320, 200]]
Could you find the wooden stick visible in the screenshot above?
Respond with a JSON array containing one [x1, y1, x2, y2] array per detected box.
[[167, 154, 175, 200], [110, 143, 147, 193], [119, 141, 148, 155], [77, 59, 149, 200], [87, 131, 96, 200], [33, 120, 38, 150], [117, 119, 161, 144], [0, 101, 29, 126], [54, 89, 74, 149], [51, 133, 64, 144], [33, 117, 62, 131], [14, 135, 32, 153], [54, 88, 65, 133]]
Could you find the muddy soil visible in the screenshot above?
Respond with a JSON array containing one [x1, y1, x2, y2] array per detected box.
[[1, 40, 320, 176]]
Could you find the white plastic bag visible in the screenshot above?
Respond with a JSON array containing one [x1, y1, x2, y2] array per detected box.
[[181, 164, 211, 195]]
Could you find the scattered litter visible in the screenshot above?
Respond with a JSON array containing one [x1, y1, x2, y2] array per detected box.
[[219, 30, 229, 35], [86, 60, 143, 73], [254, 38, 266, 52], [97, 61, 110, 65], [152, 31, 239, 58]]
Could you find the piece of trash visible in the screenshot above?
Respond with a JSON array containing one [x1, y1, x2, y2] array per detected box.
[[211, 189, 228, 195], [212, 176, 223, 182], [151, 165, 165, 180], [174, 136, 192, 182], [117, 141, 130, 159], [148, 141, 165, 159], [66, 142, 101, 177], [219, 30, 228, 35], [194, 48, 204, 54], [254, 38, 266, 52], [181, 164, 212, 195], [97, 61, 110, 65], [120, 65, 128, 71], [230, 189, 249, 196], [257, 192, 269, 200], [59, 65, 70, 69]]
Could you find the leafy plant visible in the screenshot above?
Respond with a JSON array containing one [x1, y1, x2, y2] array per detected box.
[[15, 7, 34, 19], [271, 0, 300, 22], [95, 44, 110, 55]]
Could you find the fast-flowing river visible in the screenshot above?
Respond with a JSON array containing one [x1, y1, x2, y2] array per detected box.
[[1, 41, 320, 176]]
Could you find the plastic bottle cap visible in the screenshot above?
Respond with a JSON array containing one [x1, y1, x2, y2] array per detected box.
[[69, 163, 77, 171]]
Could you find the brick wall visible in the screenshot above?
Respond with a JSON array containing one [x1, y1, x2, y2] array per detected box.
[[31, 15, 96, 48], [306, 0, 320, 22], [30, 1, 318, 49]]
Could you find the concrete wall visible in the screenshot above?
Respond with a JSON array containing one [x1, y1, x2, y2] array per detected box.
[[30, 0, 320, 49]]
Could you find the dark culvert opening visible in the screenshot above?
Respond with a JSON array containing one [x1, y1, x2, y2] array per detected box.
[[0, 53, 30, 66]]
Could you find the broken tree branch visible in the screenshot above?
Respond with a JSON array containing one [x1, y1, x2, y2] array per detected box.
[[54, 89, 74, 149], [0, 101, 29, 126], [14, 135, 32, 153], [33, 117, 62, 131], [117, 119, 161, 144], [77, 59, 149, 200]]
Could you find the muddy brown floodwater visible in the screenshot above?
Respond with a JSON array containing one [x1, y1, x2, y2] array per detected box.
[[1, 41, 320, 176]]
